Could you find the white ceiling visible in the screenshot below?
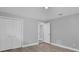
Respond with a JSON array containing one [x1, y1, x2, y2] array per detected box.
[[47, 7, 79, 20], [0, 7, 45, 20], [0, 7, 79, 21]]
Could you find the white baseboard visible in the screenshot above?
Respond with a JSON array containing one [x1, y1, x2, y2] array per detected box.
[[50, 43, 79, 52], [22, 42, 39, 48], [22, 42, 79, 52]]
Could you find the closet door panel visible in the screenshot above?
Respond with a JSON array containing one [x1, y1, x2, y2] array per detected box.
[[0, 19, 13, 51], [0, 18, 22, 51], [6, 20, 22, 49]]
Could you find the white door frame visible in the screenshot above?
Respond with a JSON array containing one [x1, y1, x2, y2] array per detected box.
[[38, 22, 50, 43], [38, 22, 44, 43], [43, 23, 50, 43]]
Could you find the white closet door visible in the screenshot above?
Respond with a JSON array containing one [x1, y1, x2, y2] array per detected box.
[[6, 20, 22, 49], [0, 19, 12, 51], [0, 18, 22, 51]]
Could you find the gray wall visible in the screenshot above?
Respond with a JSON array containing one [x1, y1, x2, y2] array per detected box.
[[23, 18, 38, 45], [49, 14, 79, 49], [0, 11, 39, 46]]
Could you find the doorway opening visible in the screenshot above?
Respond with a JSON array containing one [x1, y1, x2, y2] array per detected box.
[[38, 22, 50, 44]]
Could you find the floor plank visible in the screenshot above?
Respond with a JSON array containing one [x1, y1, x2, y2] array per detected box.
[[2, 43, 75, 52]]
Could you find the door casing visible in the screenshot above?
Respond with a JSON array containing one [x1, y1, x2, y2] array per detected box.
[[38, 22, 50, 43]]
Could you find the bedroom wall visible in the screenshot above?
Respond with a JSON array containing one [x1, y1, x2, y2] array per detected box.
[[23, 18, 38, 45], [49, 13, 79, 49], [0, 11, 39, 46]]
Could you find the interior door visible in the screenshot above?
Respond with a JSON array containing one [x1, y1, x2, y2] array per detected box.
[[0, 19, 12, 51], [0, 18, 22, 51], [6, 20, 22, 49], [38, 22, 50, 44], [43, 23, 50, 43], [38, 22, 44, 43]]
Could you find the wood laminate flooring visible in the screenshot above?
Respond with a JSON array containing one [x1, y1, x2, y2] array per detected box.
[[2, 42, 75, 52]]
